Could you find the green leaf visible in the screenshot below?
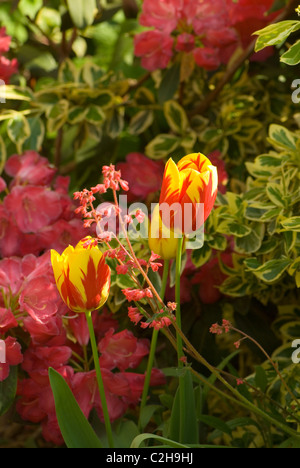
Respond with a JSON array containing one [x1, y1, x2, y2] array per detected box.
[[0, 366, 18, 417], [7, 114, 31, 153], [227, 222, 252, 238], [163, 100, 188, 134], [158, 62, 180, 104], [112, 420, 140, 448], [131, 433, 189, 449], [139, 404, 162, 431], [267, 124, 297, 151], [169, 369, 199, 444], [244, 257, 291, 283], [23, 116, 45, 152], [145, 134, 180, 159], [18, 0, 43, 19], [198, 414, 231, 435], [49, 367, 103, 448], [85, 105, 106, 125], [128, 110, 154, 135], [280, 39, 300, 65], [266, 182, 285, 207], [191, 243, 212, 267], [253, 20, 300, 52], [281, 216, 300, 232], [0, 136, 7, 174], [235, 226, 263, 254], [68, 106, 88, 124], [58, 59, 79, 83], [254, 366, 268, 392], [66, 0, 96, 29]]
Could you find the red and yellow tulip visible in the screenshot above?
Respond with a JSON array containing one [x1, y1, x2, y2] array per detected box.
[[51, 237, 111, 314], [159, 153, 218, 234]]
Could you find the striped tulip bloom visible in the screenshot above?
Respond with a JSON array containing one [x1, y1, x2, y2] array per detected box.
[[159, 153, 218, 235], [51, 237, 111, 314]]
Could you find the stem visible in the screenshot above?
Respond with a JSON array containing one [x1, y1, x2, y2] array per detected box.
[[175, 237, 184, 364], [175, 236, 186, 443], [138, 260, 170, 431], [85, 311, 114, 448]]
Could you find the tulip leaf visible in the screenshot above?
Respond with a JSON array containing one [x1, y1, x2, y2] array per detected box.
[[49, 367, 103, 448], [0, 366, 18, 417], [169, 369, 199, 444]]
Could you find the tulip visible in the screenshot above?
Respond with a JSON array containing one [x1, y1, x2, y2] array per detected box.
[[148, 203, 181, 260], [159, 152, 218, 235], [51, 237, 111, 314]]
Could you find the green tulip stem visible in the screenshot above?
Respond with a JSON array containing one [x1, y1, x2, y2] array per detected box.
[[138, 259, 170, 431], [175, 236, 185, 443], [85, 310, 114, 448]]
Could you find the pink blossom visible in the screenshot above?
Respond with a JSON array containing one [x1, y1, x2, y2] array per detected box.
[[19, 276, 60, 321], [0, 336, 23, 381], [99, 328, 149, 371], [0, 27, 11, 53], [4, 185, 62, 233], [134, 30, 174, 71], [0, 307, 18, 333], [21, 345, 72, 374], [0, 177, 6, 192], [175, 33, 195, 53], [193, 47, 221, 71], [117, 153, 165, 202], [5, 151, 56, 187], [0, 205, 22, 257], [0, 56, 18, 83], [139, 0, 181, 34]]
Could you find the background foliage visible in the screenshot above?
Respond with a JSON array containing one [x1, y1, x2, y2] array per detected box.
[[0, 0, 300, 449]]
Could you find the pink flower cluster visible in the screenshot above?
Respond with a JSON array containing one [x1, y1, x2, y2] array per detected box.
[[0, 150, 88, 257], [0, 27, 18, 83], [0, 151, 166, 445], [134, 0, 279, 71]]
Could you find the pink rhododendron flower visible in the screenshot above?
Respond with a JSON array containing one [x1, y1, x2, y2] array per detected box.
[[4, 185, 62, 233], [193, 47, 221, 71], [0, 307, 18, 333], [0, 27, 11, 53], [0, 56, 18, 83], [117, 153, 165, 202], [0, 336, 23, 381], [175, 33, 196, 53], [139, 0, 181, 34], [134, 30, 174, 71], [5, 151, 56, 187], [99, 328, 150, 371]]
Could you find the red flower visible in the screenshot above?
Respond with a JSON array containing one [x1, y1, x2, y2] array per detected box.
[[134, 30, 174, 71], [0, 336, 23, 382], [99, 328, 150, 371]]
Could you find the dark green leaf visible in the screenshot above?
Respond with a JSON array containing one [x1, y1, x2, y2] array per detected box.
[[49, 367, 103, 448]]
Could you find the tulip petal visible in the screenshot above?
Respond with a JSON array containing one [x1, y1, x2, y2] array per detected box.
[[159, 158, 181, 205]]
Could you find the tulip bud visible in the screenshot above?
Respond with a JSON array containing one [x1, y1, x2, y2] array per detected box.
[[148, 204, 181, 260], [51, 237, 111, 314]]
